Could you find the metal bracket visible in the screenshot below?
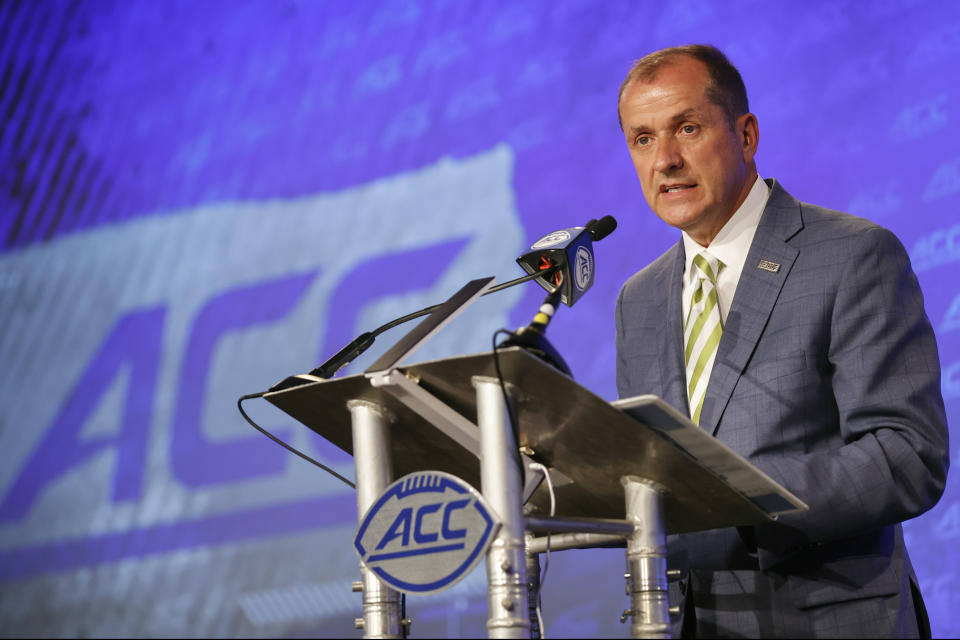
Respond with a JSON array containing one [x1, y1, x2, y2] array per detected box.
[[368, 368, 482, 457], [367, 368, 572, 503]]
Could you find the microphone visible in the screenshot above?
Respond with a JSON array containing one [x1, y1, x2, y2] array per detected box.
[[500, 215, 617, 375], [585, 214, 618, 241], [516, 215, 617, 307]]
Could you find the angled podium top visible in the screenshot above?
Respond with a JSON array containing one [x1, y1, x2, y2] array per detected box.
[[265, 347, 805, 534]]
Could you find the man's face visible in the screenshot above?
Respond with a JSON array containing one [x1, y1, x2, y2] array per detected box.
[[618, 56, 757, 245]]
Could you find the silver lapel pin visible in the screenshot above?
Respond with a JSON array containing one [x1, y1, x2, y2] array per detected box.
[[757, 259, 781, 273]]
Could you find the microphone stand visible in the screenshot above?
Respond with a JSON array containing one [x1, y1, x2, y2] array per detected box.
[[496, 288, 572, 376]]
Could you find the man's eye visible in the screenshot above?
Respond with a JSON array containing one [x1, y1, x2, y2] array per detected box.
[[635, 135, 650, 146], [681, 124, 697, 134]]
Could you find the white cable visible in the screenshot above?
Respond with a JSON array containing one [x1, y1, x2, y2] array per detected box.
[[528, 462, 556, 639]]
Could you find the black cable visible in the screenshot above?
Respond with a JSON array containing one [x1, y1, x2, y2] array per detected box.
[[238, 392, 355, 489], [528, 461, 556, 638]]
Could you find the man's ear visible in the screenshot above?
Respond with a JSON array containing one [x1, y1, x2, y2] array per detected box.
[[739, 112, 759, 163]]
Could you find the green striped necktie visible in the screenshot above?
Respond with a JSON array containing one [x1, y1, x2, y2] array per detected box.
[[684, 251, 724, 425]]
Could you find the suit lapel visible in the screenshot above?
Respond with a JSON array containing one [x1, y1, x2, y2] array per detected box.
[[657, 242, 689, 414], [699, 180, 804, 435]]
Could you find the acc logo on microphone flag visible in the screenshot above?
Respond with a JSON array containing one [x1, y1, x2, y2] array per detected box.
[[354, 471, 500, 595], [574, 245, 594, 292], [531, 229, 571, 249]]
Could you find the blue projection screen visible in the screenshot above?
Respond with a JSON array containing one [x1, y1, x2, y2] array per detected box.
[[1, 1, 958, 637]]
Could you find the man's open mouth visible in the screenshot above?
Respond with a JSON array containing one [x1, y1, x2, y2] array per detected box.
[[661, 184, 696, 193]]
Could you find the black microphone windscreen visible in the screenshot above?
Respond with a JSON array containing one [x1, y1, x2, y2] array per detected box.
[[587, 215, 617, 241]]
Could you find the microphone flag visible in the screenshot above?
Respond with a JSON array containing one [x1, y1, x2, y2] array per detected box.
[[516, 226, 595, 307]]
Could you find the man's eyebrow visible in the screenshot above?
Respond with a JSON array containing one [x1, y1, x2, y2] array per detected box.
[[626, 109, 703, 136]]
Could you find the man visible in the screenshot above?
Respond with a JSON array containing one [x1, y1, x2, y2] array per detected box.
[[615, 45, 949, 638]]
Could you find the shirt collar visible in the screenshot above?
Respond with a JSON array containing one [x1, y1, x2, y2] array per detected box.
[[682, 175, 770, 280]]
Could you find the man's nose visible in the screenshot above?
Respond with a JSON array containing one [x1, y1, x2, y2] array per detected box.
[[653, 138, 683, 173]]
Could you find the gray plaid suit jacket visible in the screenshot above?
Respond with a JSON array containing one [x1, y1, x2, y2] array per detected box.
[[615, 179, 949, 638]]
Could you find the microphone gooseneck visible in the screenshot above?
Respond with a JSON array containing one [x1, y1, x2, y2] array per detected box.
[[497, 288, 571, 376]]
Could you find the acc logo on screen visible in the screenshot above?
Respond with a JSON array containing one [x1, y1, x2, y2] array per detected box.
[[353, 471, 500, 594]]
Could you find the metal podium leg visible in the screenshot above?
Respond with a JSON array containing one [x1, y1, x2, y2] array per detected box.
[[525, 534, 542, 640], [622, 476, 671, 639], [348, 400, 403, 639], [474, 376, 529, 639]]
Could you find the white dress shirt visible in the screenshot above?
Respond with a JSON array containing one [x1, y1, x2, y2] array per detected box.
[[681, 175, 771, 325]]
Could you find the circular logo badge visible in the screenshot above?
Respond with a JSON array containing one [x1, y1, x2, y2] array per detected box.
[[354, 471, 500, 595], [574, 246, 594, 291], [531, 230, 571, 249]]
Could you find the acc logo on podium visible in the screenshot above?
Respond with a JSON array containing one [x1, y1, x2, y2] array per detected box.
[[354, 471, 500, 594]]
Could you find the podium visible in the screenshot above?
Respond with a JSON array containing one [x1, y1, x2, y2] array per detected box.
[[264, 347, 806, 639]]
